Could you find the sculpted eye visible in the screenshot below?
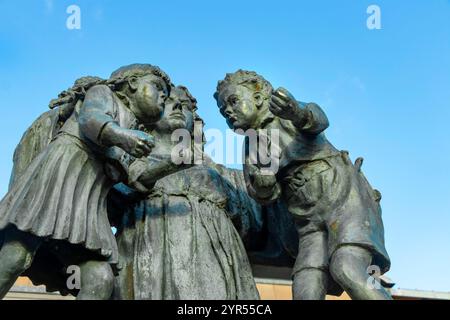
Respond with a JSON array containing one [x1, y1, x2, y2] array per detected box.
[[182, 102, 192, 110], [229, 96, 238, 105], [152, 81, 163, 91]]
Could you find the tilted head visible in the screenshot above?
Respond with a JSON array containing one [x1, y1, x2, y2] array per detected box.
[[109, 64, 173, 125], [214, 70, 273, 131], [155, 85, 197, 133]]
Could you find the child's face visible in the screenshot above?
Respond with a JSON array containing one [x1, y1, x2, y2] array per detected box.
[[217, 84, 260, 131], [132, 74, 169, 124], [155, 88, 194, 133]]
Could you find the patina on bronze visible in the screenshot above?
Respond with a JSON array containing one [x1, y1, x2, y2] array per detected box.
[[215, 70, 391, 300], [0, 65, 391, 301], [0, 64, 171, 299], [112, 86, 260, 299]]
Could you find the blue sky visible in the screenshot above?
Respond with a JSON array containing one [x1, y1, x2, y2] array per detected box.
[[0, 0, 449, 292]]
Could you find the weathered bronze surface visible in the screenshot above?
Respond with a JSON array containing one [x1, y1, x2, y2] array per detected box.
[[215, 70, 391, 300], [0, 65, 390, 300]]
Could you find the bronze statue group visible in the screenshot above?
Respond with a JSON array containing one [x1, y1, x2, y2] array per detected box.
[[0, 64, 391, 300]]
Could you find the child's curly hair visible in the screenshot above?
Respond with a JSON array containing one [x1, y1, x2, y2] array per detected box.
[[214, 69, 273, 101]]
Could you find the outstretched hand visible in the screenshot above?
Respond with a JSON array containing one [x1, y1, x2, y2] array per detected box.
[[269, 87, 300, 119]]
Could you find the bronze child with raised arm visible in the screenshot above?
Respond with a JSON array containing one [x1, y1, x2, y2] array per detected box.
[[215, 70, 391, 300]]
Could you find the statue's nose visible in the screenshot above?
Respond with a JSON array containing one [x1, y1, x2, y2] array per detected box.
[[173, 102, 182, 111], [224, 107, 233, 117]]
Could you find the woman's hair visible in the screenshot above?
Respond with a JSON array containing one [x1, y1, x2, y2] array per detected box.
[[214, 69, 273, 101], [173, 85, 203, 123], [174, 85, 206, 152], [176, 85, 198, 111]]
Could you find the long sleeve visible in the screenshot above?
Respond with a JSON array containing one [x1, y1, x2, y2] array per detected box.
[[295, 102, 330, 135], [79, 85, 117, 146]]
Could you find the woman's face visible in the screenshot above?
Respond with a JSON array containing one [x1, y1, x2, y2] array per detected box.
[[155, 87, 194, 133], [132, 74, 169, 124]]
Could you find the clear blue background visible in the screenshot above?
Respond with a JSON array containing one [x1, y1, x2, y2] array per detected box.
[[0, 0, 449, 292]]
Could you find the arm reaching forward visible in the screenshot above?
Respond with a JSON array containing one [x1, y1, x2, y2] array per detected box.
[[269, 87, 329, 135]]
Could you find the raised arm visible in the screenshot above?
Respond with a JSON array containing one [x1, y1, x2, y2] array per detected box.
[[79, 85, 154, 158], [269, 87, 329, 135], [79, 85, 118, 145]]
